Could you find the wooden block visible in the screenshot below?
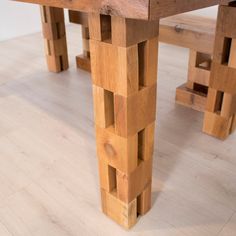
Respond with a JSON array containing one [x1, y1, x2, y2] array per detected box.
[[40, 6, 47, 22], [114, 85, 157, 137], [210, 62, 236, 94], [203, 111, 233, 140], [188, 50, 211, 87], [69, 10, 88, 26], [40, 6, 64, 24], [229, 39, 236, 67], [88, 13, 102, 41], [137, 183, 152, 215], [188, 66, 211, 87], [111, 16, 159, 47], [45, 37, 67, 56], [186, 81, 194, 90], [213, 6, 236, 64], [82, 26, 90, 39], [230, 114, 236, 133], [96, 126, 138, 173], [205, 88, 223, 113], [82, 38, 90, 52], [116, 158, 153, 203], [58, 54, 68, 71], [46, 38, 68, 71], [101, 189, 137, 229], [76, 54, 91, 72], [221, 93, 236, 117], [216, 5, 236, 39], [98, 160, 117, 192], [93, 86, 114, 128], [175, 84, 207, 112], [138, 37, 159, 87], [46, 54, 68, 72], [46, 55, 61, 72], [90, 40, 139, 96], [88, 13, 111, 41], [138, 123, 155, 161], [212, 34, 228, 64], [42, 22, 66, 40]]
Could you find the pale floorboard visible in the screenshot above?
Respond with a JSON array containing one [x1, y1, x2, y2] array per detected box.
[[0, 23, 235, 236]]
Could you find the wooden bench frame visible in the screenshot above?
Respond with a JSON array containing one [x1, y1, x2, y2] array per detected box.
[[159, 14, 216, 112]]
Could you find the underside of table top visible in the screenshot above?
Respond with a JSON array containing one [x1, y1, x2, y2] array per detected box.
[[14, 0, 231, 20]]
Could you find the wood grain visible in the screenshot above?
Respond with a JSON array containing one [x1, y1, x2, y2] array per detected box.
[[160, 14, 216, 54], [14, 0, 149, 20], [150, 0, 231, 19], [14, 0, 229, 20]]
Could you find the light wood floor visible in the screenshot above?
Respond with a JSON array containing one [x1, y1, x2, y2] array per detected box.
[[0, 24, 236, 236]]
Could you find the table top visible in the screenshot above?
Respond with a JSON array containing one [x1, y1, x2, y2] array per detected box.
[[15, 0, 229, 20]]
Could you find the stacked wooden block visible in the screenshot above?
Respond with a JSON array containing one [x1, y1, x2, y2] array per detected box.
[[203, 3, 236, 139], [88, 14, 159, 228], [69, 11, 91, 72], [40, 6, 68, 72]]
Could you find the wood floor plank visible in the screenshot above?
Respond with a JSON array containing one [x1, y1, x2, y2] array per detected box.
[[0, 221, 12, 236], [218, 212, 236, 236]]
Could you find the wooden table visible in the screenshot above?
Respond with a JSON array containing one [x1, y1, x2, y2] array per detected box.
[[14, 0, 236, 229]]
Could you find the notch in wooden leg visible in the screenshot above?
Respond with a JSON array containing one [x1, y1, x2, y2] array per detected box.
[[93, 86, 114, 128], [137, 183, 152, 215]]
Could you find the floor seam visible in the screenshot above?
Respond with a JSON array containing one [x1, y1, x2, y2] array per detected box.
[[216, 210, 236, 236]]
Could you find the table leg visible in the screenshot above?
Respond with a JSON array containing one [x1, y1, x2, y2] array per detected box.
[[40, 6, 68, 73], [203, 3, 236, 139], [75, 25, 91, 72], [88, 14, 159, 228]]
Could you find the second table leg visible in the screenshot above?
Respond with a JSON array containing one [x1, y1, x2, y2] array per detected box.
[[89, 14, 159, 228], [203, 2, 236, 139]]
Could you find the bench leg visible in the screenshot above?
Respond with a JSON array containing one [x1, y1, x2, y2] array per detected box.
[[69, 11, 91, 72], [176, 49, 211, 112], [40, 6, 69, 73], [89, 14, 159, 228], [76, 26, 91, 72], [203, 3, 236, 139]]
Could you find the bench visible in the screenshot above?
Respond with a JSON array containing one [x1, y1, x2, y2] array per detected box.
[[69, 11, 216, 113], [159, 14, 216, 112]]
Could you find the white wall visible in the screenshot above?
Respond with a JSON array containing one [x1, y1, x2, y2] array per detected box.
[[0, 1, 41, 41], [191, 6, 218, 18], [0, 1, 69, 42], [0, 2, 218, 42]]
